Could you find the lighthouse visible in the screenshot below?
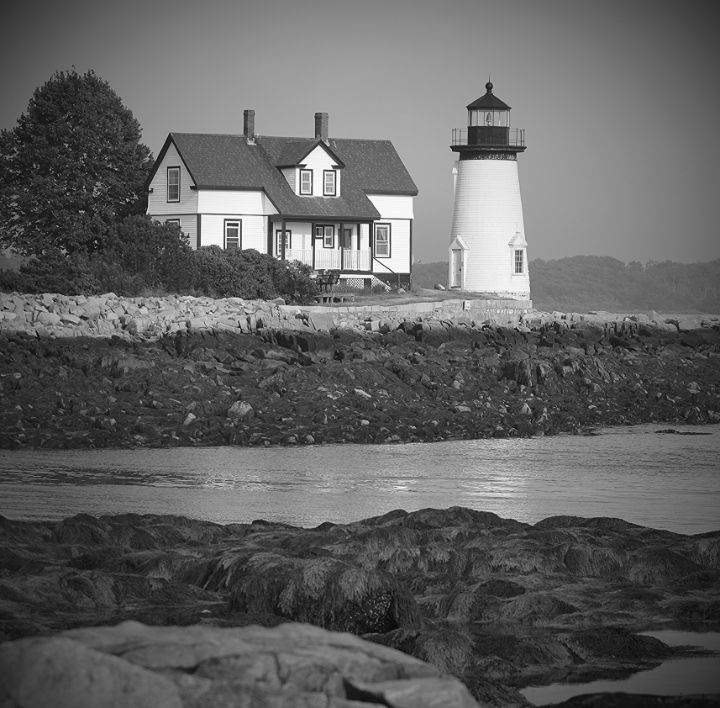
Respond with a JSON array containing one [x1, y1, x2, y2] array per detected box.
[[448, 82, 530, 298]]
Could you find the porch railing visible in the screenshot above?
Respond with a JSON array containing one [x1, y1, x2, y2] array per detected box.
[[284, 248, 314, 266], [313, 250, 341, 270], [342, 249, 371, 271], [283, 248, 371, 272]]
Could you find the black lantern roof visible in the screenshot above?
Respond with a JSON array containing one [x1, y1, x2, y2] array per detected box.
[[466, 82, 511, 111]]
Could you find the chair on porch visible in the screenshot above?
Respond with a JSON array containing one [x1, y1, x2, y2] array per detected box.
[[315, 269, 340, 293]]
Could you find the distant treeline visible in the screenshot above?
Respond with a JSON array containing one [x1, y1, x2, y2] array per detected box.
[[412, 256, 720, 313]]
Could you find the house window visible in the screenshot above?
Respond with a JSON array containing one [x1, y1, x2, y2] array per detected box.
[[275, 229, 292, 255], [315, 225, 334, 248], [323, 170, 336, 196], [167, 167, 180, 202], [374, 223, 391, 258], [225, 220, 241, 249], [341, 228, 352, 249], [300, 169, 313, 195], [514, 249, 524, 274], [165, 219, 180, 228]]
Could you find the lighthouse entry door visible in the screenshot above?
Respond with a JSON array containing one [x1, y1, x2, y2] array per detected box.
[[451, 248, 462, 289]]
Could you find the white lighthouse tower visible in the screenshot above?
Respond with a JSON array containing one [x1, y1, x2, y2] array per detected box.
[[448, 82, 530, 298]]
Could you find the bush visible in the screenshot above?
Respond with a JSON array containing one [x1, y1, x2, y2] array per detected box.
[[99, 215, 194, 295], [271, 259, 318, 303], [6, 249, 102, 294], [0, 224, 318, 304], [0, 269, 24, 292], [191, 246, 318, 303], [0, 217, 194, 296]]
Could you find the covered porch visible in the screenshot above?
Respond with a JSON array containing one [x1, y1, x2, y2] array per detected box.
[[271, 218, 373, 273], [283, 248, 371, 271]]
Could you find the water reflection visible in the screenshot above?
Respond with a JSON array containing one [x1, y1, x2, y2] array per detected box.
[[0, 424, 718, 532], [521, 632, 720, 705]]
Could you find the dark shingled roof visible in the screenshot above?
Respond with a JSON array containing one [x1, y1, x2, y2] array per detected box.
[[150, 132, 417, 222], [467, 82, 512, 111], [273, 139, 345, 168]]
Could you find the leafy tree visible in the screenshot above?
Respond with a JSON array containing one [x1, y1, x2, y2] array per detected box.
[[0, 69, 152, 257]]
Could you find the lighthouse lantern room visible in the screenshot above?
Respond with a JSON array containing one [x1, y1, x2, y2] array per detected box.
[[448, 81, 530, 299]]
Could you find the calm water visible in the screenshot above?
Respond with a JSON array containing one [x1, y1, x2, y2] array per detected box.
[[0, 423, 718, 533], [1, 424, 719, 702], [522, 631, 720, 705]]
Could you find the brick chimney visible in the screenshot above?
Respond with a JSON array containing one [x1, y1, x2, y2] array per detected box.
[[314, 112, 328, 142], [243, 109, 255, 140]]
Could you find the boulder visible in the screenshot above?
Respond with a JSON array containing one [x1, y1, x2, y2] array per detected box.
[[0, 621, 480, 708], [227, 400, 254, 420], [1, 510, 719, 705], [0, 635, 181, 708]]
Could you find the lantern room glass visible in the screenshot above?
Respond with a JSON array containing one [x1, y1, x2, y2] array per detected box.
[[468, 109, 509, 128]]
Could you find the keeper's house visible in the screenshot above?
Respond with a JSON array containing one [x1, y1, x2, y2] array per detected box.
[[146, 111, 418, 289]]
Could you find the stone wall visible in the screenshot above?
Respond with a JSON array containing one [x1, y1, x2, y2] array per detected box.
[[0, 292, 292, 339], [0, 291, 714, 340], [0, 292, 533, 339]]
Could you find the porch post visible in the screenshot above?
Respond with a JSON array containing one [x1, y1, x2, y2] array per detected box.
[[339, 221, 345, 271], [369, 221, 374, 272], [311, 223, 316, 270], [281, 219, 286, 261]]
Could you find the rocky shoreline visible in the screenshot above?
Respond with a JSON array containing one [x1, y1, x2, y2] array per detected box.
[[1, 509, 718, 706], [2, 294, 720, 705], [1, 292, 719, 450]]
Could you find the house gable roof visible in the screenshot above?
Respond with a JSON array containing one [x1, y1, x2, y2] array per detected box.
[[149, 131, 417, 221], [146, 134, 199, 188]]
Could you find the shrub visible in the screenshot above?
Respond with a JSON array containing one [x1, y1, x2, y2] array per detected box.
[[271, 259, 318, 303], [192, 246, 249, 298], [0, 268, 25, 292], [8, 249, 101, 294], [0, 225, 319, 303], [100, 215, 194, 294], [191, 247, 318, 303], [0, 217, 193, 296]]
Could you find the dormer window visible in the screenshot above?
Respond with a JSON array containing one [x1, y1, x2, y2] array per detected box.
[[299, 169, 313, 195], [323, 170, 336, 196]]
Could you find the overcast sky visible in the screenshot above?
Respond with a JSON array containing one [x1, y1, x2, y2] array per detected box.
[[2, 0, 718, 264]]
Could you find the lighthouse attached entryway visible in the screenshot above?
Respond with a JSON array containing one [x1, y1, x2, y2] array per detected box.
[[448, 82, 530, 299]]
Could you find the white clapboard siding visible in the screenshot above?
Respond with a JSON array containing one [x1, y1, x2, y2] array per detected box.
[[147, 143, 198, 215], [366, 194, 414, 220], [273, 222, 312, 256], [197, 190, 276, 215], [296, 146, 341, 197], [450, 160, 530, 297], [200, 215, 268, 251], [372, 219, 411, 275]]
